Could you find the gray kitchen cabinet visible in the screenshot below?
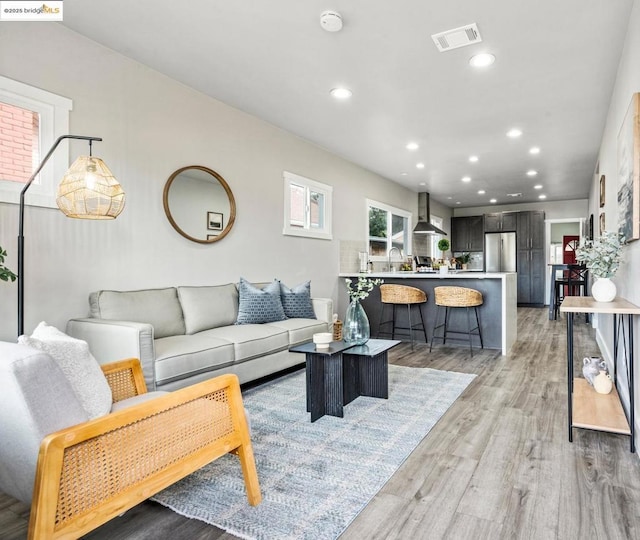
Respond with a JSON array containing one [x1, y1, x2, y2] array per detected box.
[[516, 211, 545, 304], [452, 216, 484, 252], [484, 212, 517, 232]]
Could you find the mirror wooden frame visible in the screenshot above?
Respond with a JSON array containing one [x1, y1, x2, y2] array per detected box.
[[163, 165, 236, 244]]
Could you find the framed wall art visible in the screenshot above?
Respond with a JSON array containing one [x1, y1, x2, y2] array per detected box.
[[599, 175, 605, 208], [617, 93, 640, 241], [207, 211, 223, 231], [599, 212, 606, 236]]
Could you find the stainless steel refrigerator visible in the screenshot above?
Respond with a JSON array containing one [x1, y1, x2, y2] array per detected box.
[[485, 232, 516, 272]]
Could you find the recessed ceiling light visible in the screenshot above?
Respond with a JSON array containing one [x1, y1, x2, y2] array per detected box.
[[538, 194, 547, 199], [406, 142, 419, 150], [529, 147, 541, 155], [527, 170, 538, 177], [469, 155, 479, 163], [447, 196, 453, 200], [419, 182, 426, 186], [401, 172, 408, 176], [456, 201, 461, 205], [534, 184, 543, 190], [490, 198, 497, 203], [416, 162, 425, 169], [469, 53, 495, 67], [330, 87, 352, 99], [461, 176, 471, 183], [478, 190, 486, 195], [506, 128, 522, 138]]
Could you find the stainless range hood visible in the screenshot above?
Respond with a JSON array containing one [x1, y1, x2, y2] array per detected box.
[[413, 192, 447, 235]]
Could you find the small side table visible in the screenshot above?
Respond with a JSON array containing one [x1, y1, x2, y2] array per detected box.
[[561, 296, 640, 452], [290, 339, 400, 422]]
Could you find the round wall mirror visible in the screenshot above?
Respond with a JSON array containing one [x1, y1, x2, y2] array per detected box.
[[163, 165, 236, 244]]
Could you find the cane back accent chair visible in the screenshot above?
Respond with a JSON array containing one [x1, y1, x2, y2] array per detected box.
[[0, 342, 261, 540]]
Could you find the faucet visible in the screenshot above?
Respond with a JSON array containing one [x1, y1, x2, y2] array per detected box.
[[388, 247, 403, 272]]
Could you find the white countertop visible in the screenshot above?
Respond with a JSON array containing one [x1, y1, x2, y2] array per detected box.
[[339, 271, 514, 279]]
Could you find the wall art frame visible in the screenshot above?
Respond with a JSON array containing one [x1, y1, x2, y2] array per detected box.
[[207, 211, 223, 231], [599, 175, 606, 208], [617, 93, 640, 241]]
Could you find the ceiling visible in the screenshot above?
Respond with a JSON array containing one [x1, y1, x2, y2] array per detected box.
[[62, 0, 633, 208]]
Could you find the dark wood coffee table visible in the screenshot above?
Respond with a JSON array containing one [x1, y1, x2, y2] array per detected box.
[[290, 339, 400, 422]]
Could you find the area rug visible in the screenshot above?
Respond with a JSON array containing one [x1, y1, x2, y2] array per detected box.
[[152, 365, 476, 540]]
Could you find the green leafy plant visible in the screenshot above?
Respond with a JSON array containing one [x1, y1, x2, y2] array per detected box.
[[459, 252, 471, 264], [575, 231, 624, 278], [345, 275, 383, 302], [437, 238, 450, 260], [0, 246, 17, 283]]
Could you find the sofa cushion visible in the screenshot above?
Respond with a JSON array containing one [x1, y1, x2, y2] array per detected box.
[[153, 334, 235, 387], [200, 324, 289, 363], [178, 284, 239, 334], [280, 281, 316, 319], [18, 322, 113, 419], [90, 288, 185, 339], [236, 278, 286, 324], [265, 318, 330, 346]]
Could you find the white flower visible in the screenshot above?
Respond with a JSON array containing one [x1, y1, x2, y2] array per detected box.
[[575, 231, 625, 278], [345, 275, 383, 301]]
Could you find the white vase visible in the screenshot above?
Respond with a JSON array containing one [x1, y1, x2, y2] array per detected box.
[[593, 370, 613, 394], [591, 277, 616, 302]]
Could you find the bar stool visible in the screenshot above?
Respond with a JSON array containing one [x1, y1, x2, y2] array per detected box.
[[430, 286, 484, 356], [377, 284, 428, 349], [554, 264, 589, 320]]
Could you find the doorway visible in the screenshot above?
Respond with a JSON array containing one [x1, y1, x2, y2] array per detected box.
[[545, 218, 584, 305]]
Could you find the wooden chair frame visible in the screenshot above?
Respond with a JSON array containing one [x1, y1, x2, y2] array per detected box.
[[27, 359, 261, 539]]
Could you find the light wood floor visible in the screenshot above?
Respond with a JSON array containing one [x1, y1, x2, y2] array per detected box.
[[2, 307, 640, 539]]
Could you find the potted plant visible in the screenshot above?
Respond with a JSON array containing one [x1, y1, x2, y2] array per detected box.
[[0, 246, 17, 283], [437, 238, 450, 263], [575, 230, 624, 302], [344, 276, 383, 345], [459, 252, 471, 270]]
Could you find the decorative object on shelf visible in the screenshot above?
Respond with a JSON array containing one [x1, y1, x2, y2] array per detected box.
[[0, 246, 17, 283], [617, 92, 640, 242], [437, 238, 450, 261], [582, 356, 607, 386], [576, 230, 624, 302], [18, 135, 124, 336], [344, 276, 383, 345], [312, 332, 333, 349], [593, 370, 613, 394]]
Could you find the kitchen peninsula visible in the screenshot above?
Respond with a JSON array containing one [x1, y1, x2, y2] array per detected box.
[[339, 272, 517, 355]]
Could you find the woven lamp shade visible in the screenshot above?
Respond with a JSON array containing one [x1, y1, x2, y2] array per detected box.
[[56, 156, 125, 219]]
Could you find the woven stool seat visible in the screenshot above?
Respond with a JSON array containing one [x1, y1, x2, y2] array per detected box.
[[377, 284, 428, 349], [381, 284, 427, 305], [434, 286, 483, 307], [430, 286, 484, 356]]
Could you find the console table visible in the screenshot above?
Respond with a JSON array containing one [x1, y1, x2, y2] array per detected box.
[[560, 296, 640, 452]]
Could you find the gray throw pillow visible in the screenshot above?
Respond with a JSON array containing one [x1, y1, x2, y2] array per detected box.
[[280, 281, 316, 319], [236, 278, 286, 324], [18, 322, 113, 419]]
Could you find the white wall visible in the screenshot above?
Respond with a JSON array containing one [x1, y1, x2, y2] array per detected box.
[[453, 199, 588, 220], [591, 0, 640, 448], [0, 24, 420, 341]]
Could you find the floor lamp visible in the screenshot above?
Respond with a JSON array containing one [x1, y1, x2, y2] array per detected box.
[[17, 135, 125, 336]]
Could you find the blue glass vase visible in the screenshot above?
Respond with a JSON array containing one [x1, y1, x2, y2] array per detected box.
[[344, 299, 370, 345]]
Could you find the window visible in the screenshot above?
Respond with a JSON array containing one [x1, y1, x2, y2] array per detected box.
[[367, 199, 412, 260], [0, 75, 72, 208], [283, 171, 332, 240], [429, 215, 445, 258]]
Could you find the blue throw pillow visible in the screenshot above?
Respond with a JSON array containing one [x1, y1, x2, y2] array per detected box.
[[236, 278, 286, 324], [280, 281, 316, 319]]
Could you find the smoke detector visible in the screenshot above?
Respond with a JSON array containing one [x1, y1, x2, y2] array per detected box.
[[432, 23, 482, 52], [320, 11, 343, 32]]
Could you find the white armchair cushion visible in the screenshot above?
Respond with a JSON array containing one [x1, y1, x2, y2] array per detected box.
[[18, 322, 113, 419]]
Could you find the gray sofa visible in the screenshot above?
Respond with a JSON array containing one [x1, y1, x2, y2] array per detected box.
[[67, 283, 332, 391]]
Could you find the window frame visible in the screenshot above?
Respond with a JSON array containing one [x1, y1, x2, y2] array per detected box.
[[0, 75, 72, 208], [366, 199, 413, 261], [283, 171, 333, 240], [429, 215, 445, 258]]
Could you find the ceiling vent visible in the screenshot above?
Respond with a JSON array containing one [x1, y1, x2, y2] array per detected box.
[[432, 23, 482, 52], [507, 193, 523, 198]]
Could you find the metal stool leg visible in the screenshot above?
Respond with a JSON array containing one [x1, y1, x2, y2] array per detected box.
[[443, 307, 450, 345], [391, 304, 397, 339], [466, 307, 474, 357], [430, 305, 440, 353], [475, 307, 484, 349], [406, 304, 415, 350], [418, 304, 428, 344]]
